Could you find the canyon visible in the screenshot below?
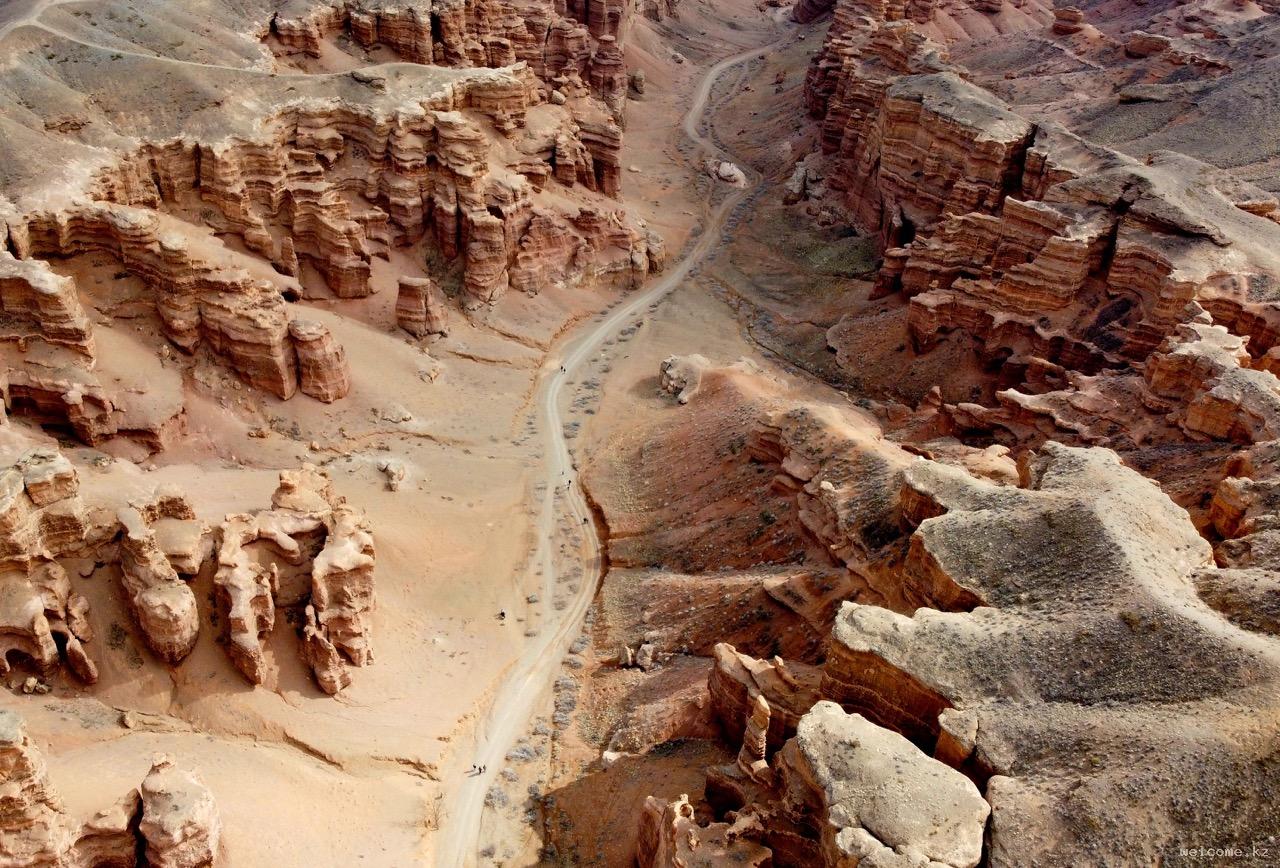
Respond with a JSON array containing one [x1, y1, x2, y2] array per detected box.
[[1, 0, 1278, 866]]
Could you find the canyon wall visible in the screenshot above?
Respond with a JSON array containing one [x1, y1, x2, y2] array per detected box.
[[586, 4, 1280, 864], [619, 359, 1280, 867], [0, 0, 662, 450], [798, 0, 1280, 455]]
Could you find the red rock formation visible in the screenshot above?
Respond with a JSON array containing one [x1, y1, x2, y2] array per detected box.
[[0, 0, 663, 446], [396, 276, 450, 337], [792, 0, 837, 23], [213, 465, 374, 694], [0, 449, 96, 683], [139, 757, 221, 868], [1051, 5, 1084, 34], [10, 203, 301, 402], [624, 373, 1280, 863], [213, 513, 279, 686], [289, 320, 351, 403], [636, 794, 770, 868], [587, 36, 628, 123], [117, 506, 200, 666], [708, 643, 821, 753], [804, 0, 1280, 427], [0, 253, 94, 358]]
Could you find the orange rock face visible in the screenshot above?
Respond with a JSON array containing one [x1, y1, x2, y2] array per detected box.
[[396, 277, 450, 337], [796, 0, 1280, 461], [0, 450, 97, 684]]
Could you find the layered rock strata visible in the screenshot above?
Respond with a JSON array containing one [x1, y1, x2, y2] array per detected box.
[[775, 702, 989, 868], [799, 0, 1280, 456], [116, 504, 201, 666], [396, 276, 450, 337], [620, 360, 1280, 865], [0, 0, 662, 446], [271, 0, 636, 121]]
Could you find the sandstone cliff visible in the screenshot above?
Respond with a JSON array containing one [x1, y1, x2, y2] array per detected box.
[[0, 0, 662, 449]]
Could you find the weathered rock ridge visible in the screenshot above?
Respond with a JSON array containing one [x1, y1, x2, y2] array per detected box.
[[799, 0, 1280, 457], [215, 465, 376, 694], [0, 0, 663, 448], [620, 360, 1280, 867], [0, 445, 374, 696]]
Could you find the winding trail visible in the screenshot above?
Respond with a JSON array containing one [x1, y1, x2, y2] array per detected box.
[[434, 27, 786, 868]]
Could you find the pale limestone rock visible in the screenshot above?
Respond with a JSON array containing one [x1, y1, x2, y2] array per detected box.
[[139, 757, 220, 868], [778, 702, 989, 868]]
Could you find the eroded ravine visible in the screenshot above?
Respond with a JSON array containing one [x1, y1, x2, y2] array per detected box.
[[433, 24, 788, 868]]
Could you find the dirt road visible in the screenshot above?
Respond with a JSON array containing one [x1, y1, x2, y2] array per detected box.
[[433, 28, 786, 868]]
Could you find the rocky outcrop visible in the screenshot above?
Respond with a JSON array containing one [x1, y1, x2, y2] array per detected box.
[[107, 487, 208, 668], [776, 702, 989, 868], [658, 354, 711, 404], [0, 561, 96, 686], [822, 69, 1033, 249], [636, 794, 771, 868], [939, 315, 1280, 450], [708, 643, 821, 754], [1146, 322, 1280, 443], [289, 320, 351, 403], [792, 0, 837, 23], [214, 465, 374, 694], [587, 36, 628, 123], [805, 0, 1280, 424], [396, 277, 450, 337], [0, 0, 663, 447], [13, 204, 304, 402], [139, 757, 221, 868], [213, 513, 280, 686], [628, 437, 1280, 864], [1, 710, 219, 867], [117, 506, 200, 666], [817, 444, 1280, 863], [0, 449, 96, 683], [0, 252, 95, 359], [272, 0, 635, 102], [1051, 5, 1084, 34], [615, 350, 1280, 863], [311, 502, 375, 657], [1124, 31, 1171, 58]]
